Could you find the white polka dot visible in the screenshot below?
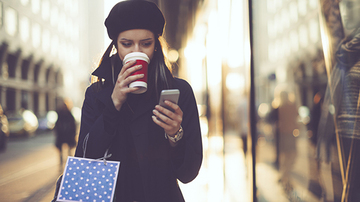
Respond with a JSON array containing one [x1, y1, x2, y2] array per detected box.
[[86, 196, 89, 199], [73, 189, 76, 192], [94, 188, 97, 191], [65, 192, 68, 194]]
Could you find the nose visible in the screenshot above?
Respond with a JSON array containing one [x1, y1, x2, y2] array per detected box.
[[133, 44, 141, 52]]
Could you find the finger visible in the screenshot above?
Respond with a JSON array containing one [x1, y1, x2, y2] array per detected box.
[[119, 60, 136, 75], [122, 73, 144, 87], [164, 101, 183, 116], [118, 64, 142, 81], [152, 109, 175, 125], [152, 115, 173, 131], [155, 104, 182, 123]]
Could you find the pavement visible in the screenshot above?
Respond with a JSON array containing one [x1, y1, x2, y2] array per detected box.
[[0, 130, 250, 202]]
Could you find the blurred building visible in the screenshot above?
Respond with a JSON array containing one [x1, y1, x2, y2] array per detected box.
[[0, 0, 104, 117]]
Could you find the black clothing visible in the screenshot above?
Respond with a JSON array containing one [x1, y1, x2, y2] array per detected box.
[[75, 61, 203, 201], [55, 107, 76, 149]]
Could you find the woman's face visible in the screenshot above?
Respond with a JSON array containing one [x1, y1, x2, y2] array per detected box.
[[339, 0, 360, 31], [116, 29, 156, 61]]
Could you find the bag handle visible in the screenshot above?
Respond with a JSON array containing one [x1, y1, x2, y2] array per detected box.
[[82, 133, 112, 165]]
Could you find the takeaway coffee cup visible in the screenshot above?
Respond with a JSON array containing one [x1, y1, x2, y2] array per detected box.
[[123, 52, 150, 94]]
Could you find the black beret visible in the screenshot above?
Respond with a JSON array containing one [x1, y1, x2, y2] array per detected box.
[[105, 0, 166, 40]]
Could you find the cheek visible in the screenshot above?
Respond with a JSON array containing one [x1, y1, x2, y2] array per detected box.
[[117, 50, 128, 61]]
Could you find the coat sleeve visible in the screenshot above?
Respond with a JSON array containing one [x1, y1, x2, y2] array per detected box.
[[170, 79, 203, 183], [74, 84, 124, 159]]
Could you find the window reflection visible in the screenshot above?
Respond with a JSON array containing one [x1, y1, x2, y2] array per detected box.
[[317, 0, 360, 201], [5, 7, 17, 36]]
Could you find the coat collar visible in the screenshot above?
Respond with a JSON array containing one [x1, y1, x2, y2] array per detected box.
[[92, 57, 115, 83]]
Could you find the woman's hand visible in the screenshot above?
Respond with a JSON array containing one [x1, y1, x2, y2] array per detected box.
[[111, 60, 144, 111], [152, 100, 183, 137]]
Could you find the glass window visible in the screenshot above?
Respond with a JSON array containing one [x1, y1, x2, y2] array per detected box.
[[251, 0, 360, 201], [20, 0, 30, 6], [51, 34, 59, 57], [20, 16, 30, 42], [298, 0, 307, 16], [31, 0, 40, 14], [42, 29, 50, 52], [31, 22, 41, 48], [0, 2, 2, 28], [50, 6, 58, 27], [5, 7, 18, 36], [41, 0, 50, 20], [289, 2, 298, 23]]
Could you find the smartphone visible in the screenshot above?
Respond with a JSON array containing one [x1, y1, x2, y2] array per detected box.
[[159, 89, 180, 111]]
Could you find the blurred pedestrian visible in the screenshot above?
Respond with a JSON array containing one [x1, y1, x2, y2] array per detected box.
[[54, 98, 76, 167]]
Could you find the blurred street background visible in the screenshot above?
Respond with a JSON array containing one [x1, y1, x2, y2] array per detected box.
[[0, 0, 354, 201]]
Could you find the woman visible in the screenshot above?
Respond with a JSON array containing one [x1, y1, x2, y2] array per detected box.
[[74, 1, 202, 201]]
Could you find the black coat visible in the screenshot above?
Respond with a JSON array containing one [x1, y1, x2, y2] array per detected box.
[[74, 61, 203, 201]]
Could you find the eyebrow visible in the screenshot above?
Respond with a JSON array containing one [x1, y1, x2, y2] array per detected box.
[[119, 38, 154, 41]]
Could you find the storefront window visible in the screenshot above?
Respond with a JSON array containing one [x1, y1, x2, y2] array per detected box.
[[251, 0, 360, 201]]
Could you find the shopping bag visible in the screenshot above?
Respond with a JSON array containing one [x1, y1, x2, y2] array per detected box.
[[57, 156, 120, 202]]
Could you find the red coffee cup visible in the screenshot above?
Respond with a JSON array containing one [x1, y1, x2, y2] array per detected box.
[[123, 52, 150, 94]]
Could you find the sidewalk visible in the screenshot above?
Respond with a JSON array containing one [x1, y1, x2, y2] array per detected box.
[[180, 132, 249, 202], [40, 132, 249, 202]]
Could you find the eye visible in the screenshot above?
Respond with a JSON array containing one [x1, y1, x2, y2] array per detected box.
[[142, 41, 153, 47], [120, 42, 132, 47]]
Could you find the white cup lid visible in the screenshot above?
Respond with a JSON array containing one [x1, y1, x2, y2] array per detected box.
[[123, 52, 150, 65]]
